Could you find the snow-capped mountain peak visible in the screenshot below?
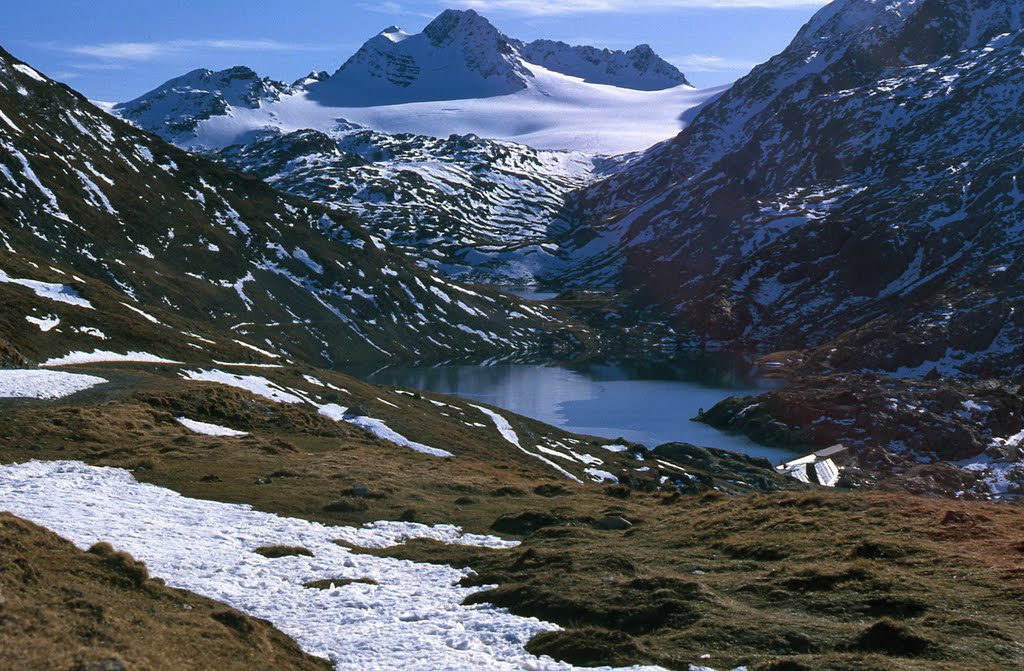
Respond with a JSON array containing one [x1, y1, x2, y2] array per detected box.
[[307, 9, 531, 107], [516, 39, 690, 90], [422, 8, 507, 48], [111, 8, 702, 154], [114, 65, 292, 139], [380, 25, 410, 42]]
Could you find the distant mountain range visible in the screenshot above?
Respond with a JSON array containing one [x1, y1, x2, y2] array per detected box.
[[111, 9, 707, 155], [103, 9, 709, 286]]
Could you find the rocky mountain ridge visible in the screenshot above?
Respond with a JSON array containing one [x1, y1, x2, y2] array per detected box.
[[577, 0, 1024, 380], [209, 126, 615, 285], [0, 46, 585, 369]]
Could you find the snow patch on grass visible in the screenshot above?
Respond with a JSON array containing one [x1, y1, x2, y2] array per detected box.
[[0, 461, 664, 671], [25, 314, 60, 331], [175, 417, 249, 437], [346, 415, 454, 458], [0, 268, 93, 308], [0, 369, 106, 399], [42, 350, 180, 367], [470, 404, 582, 483], [182, 369, 306, 404]]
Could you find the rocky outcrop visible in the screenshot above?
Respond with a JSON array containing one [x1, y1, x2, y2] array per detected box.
[[699, 374, 1024, 498], [516, 40, 689, 90]]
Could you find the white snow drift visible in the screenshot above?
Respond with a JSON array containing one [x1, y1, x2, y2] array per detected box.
[[0, 369, 107, 399], [0, 460, 665, 671], [175, 417, 249, 437]]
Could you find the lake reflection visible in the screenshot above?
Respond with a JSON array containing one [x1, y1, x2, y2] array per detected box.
[[365, 360, 797, 464]]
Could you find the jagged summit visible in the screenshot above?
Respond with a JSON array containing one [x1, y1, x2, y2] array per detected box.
[[516, 39, 690, 90], [306, 9, 531, 107], [114, 65, 292, 138], [421, 8, 503, 46]]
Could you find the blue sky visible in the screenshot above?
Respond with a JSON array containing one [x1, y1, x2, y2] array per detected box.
[[0, 0, 828, 101]]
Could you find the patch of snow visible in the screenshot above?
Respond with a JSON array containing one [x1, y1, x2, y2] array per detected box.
[[42, 350, 179, 367], [175, 417, 249, 437], [12, 63, 47, 82], [0, 109, 22, 133], [0, 369, 106, 399], [233, 339, 281, 359], [470, 404, 582, 482], [0, 268, 93, 308], [0, 461, 665, 671], [584, 468, 619, 483], [317, 403, 349, 421], [211, 361, 285, 369], [347, 416, 453, 458], [182, 369, 306, 404], [74, 326, 108, 340], [119, 301, 162, 325], [25, 314, 60, 331]]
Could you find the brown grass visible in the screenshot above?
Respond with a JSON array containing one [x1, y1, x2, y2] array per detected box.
[[0, 514, 331, 671], [1, 372, 1021, 671]]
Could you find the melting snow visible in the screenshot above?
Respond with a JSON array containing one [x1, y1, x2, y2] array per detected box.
[[182, 369, 306, 404], [318, 405, 453, 458], [119, 301, 162, 325], [0, 461, 666, 671], [584, 468, 619, 483], [12, 63, 47, 82], [470, 404, 581, 483], [0, 369, 106, 399], [175, 417, 249, 437], [42, 350, 180, 367], [233, 339, 281, 359], [25, 314, 60, 331], [346, 416, 454, 458], [0, 268, 93, 308]]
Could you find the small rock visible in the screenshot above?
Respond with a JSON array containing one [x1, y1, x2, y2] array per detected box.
[[594, 515, 632, 531]]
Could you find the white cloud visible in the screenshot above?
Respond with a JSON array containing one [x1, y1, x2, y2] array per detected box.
[[358, 0, 436, 16], [67, 39, 331, 62], [671, 53, 763, 72], [447, 0, 828, 15]]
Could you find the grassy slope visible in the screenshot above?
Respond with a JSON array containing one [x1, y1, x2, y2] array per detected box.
[[0, 513, 331, 671], [2, 366, 1021, 671]]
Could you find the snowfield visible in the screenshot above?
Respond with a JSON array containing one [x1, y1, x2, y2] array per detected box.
[[0, 460, 666, 671], [0, 369, 107, 399], [161, 65, 723, 156]]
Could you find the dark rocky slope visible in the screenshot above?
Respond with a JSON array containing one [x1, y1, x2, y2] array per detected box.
[[0, 46, 586, 368], [579, 0, 1024, 378]]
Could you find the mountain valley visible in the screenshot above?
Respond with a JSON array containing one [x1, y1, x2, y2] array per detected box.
[[3, 2, 1024, 670]]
